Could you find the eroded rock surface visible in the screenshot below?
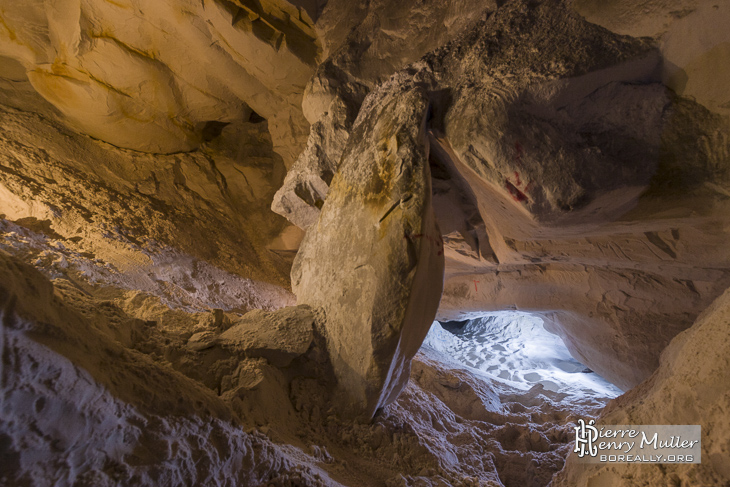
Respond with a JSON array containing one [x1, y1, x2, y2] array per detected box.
[[217, 305, 315, 366], [571, 0, 730, 117], [553, 287, 730, 486], [280, 0, 730, 391], [271, 0, 496, 227], [1, 0, 729, 485], [0, 251, 326, 487], [0, 248, 603, 487], [292, 85, 445, 418], [0, 103, 297, 313], [0, 0, 321, 165]]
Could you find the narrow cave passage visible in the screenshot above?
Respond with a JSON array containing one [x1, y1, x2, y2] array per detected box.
[[422, 312, 622, 401]]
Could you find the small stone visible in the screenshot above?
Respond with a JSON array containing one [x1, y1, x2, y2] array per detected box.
[[186, 331, 218, 351], [218, 305, 315, 367]]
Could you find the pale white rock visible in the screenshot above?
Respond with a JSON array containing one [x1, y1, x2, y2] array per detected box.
[[410, 349, 502, 422], [0, 236, 591, 487], [292, 85, 445, 418], [1, 0, 729, 483], [271, 64, 367, 228], [433, 27, 730, 390], [553, 285, 730, 486], [436, 90, 730, 390], [0, 0, 320, 165], [438, 257, 730, 391]]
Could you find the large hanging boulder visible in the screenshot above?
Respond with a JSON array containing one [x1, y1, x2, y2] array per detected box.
[[291, 83, 445, 419]]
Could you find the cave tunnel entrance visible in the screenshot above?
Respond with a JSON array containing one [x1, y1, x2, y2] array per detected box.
[[422, 312, 622, 399]]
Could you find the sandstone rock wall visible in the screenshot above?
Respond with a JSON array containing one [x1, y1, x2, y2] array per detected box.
[[572, 0, 730, 117], [0, 0, 728, 484], [0, 245, 598, 487], [552, 285, 730, 486], [0, 0, 320, 165], [271, 0, 496, 228], [0, 103, 297, 313], [278, 0, 730, 392]]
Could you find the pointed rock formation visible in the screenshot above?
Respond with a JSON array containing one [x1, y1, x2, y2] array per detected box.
[[292, 84, 445, 418]]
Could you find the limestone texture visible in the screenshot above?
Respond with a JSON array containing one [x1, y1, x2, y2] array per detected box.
[[0, 0, 729, 485], [571, 0, 730, 116], [292, 84, 445, 418], [552, 287, 730, 486]]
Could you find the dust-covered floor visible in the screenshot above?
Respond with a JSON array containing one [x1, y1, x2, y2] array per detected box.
[[0, 234, 617, 486]]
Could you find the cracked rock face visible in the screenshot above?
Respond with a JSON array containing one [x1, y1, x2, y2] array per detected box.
[[292, 85, 444, 418]]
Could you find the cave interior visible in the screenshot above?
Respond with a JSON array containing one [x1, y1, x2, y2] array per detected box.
[[0, 0, 729, 486]]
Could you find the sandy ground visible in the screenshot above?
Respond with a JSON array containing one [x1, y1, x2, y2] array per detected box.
[[0, 240, 617, 486], [424, 315, 622, 398]]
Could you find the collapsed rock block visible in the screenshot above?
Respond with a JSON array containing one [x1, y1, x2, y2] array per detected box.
[[186, 305, 315, 367], [218, 306, 315, 367], [292, 85, 445, 419]]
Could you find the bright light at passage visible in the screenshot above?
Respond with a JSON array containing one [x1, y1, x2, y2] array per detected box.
[[422, 312, 622, 398]]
